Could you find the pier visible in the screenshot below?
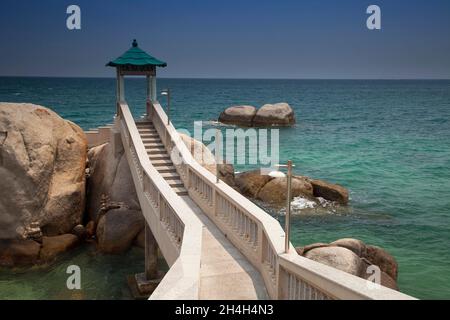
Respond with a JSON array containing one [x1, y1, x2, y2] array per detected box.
[[86, 41, 415, 300]]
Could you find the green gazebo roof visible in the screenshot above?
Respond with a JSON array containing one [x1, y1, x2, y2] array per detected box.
[[106, 39, 167, 67]]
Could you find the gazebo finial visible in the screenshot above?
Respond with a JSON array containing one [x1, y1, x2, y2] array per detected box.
[[132, 39, 138, 47]]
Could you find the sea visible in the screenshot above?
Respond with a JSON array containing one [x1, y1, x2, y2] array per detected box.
[[1, 77, 450, 300]]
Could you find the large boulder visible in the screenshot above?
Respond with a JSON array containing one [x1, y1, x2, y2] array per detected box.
[[257, 176, 314, 205], [309, 179, 349, 204], [0, 103, 87, 239], [253, 103, 295, 127], [218, 105, 257, 127], [235, 170, 272, 198], [297, 238, 399, 290], [304, 246, 365, 276], [86, 142, 140, 222], [96, 207, 144, 254], [39, 234, 79, 262], [0, 239, 41, 267]]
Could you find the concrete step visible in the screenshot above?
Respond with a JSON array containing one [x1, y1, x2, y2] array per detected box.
[[142, 138, 161, 143], [151, 159, 173, 166], [143, 142, 165, 149], [160, 171, 181, 179], [173, 187, 189, 196], [149, 154, 170, 160], [167, 179, 184, 188], [146, 148, 166, 155], [140, 132, 159, 136], [138, 128, 156, 132], [156, 165, 177, 173]]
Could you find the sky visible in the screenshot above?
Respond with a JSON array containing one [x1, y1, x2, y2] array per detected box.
[[0, 0, 449, 79]]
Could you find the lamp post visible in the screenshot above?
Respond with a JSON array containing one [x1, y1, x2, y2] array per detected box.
[[161, 88, 171, 125], [269, 160, 295, 253]]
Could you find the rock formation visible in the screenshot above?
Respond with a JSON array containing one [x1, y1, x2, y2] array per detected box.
[[218, 105, 257, 127], [235, 169, 348, 207], [297, 238, 399, 290], [218, 103, 295, 127], [0, 103, 87, 266]]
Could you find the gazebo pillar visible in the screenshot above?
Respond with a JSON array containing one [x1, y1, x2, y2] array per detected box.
[[151, 75, 157, 102]]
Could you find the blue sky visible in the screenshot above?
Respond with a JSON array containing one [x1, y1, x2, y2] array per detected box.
[[1, 0, 449, 78]]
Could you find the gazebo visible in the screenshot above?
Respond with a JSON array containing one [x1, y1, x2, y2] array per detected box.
[[107, 39, 167, 105]]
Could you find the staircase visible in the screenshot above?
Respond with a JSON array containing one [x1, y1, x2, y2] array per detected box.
[[136, 121, 188, 196]]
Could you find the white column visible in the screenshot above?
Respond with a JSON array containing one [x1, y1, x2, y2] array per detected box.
[[119, 75, 125, 102], [151, 76, 157, 102], [146, 75, 151, 102]]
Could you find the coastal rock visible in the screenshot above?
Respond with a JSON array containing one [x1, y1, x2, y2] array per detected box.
[[330, 238, 366, 257], [0, 239, 41, 267], [39, 234, 79, 262], [96, 207, 144, 254], [257, 176, 313, 205], [218, 105, 257, 127], [297, 238, 400, 290], [217, 163, 236, 187], [309, 179, 349, 204], [253, 103, 295, 127], [86, 221, 96, 238], [71, 224, 88, 241], [235, 170, 272, 198], [0, 103, 87, 239], [365, 245, 398, 280], [304, 246, 364, 276], [86, 142, 140, 222]]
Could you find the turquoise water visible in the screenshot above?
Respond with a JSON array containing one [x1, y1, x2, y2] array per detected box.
[[1, 77, 450, 299]]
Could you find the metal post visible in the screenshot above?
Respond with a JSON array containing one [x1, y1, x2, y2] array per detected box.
[[166, 88, 171, 125], [285, 160, 293, 253]]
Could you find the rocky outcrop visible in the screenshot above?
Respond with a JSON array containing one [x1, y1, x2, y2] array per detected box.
[[218, 105, 256, 127], [297, 238, 399, 290], [0, 239, 41, 267], [235, 169, 346, 207], [258, 176, 314, 205], [86, 143, 140, 222], [86, 142, 145, 253], [218, 103, 295, 127], [0, 103, 87, 239], [253, 103, 295, 127], [309, 179, 349, 204]]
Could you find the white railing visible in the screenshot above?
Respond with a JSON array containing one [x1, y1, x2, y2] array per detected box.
[[117, 101, 203, 300], [148, 101, 416, 300]]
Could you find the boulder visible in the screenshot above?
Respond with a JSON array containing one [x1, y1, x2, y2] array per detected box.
[[257, 176, 313, 205], [296, 242, 329, 256], [309, 179, 349, 204], [86, 142, 140, 222], [330, 238, 366, 257], [71, 224, 88, 241], [217, 163, 236, 188], [360, 258, 398, 290], [253, 103, 295, 127], [39, 234, 79, 262], [0, 239, 41, 267], [96, 207, 144, 254], [0, 103, 87, 239], [218, 105, 257, 127], [85, 221, 96, 238], [235, 170, 272, 198], [365, 245, 398, 280], [304, 246, 364, 276]]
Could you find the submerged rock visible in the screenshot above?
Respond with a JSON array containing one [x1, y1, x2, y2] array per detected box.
[[218, 105, 257, 127], [0, 103, 87, 240], [253, 103, 295, 127]]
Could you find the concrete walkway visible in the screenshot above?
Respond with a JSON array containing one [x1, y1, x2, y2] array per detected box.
[[180, 196, 268, 300]]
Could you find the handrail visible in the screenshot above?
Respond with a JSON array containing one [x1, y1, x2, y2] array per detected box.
[[148, 100, 416, 300], [118, 101, 203, 299]]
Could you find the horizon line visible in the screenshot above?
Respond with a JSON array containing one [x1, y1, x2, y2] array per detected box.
[[1, 75, 450, 81]]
